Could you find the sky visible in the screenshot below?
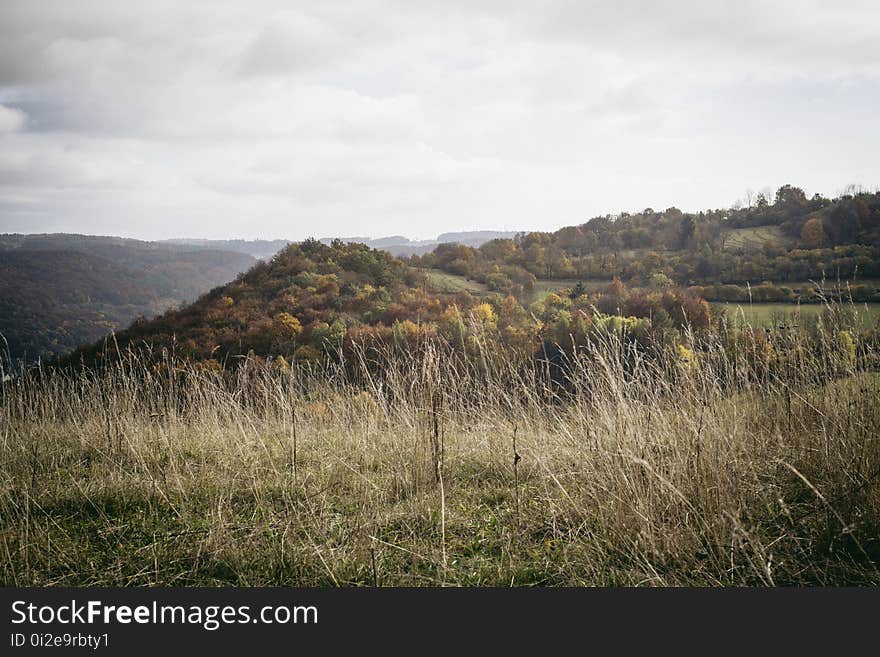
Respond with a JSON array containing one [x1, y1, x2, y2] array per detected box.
[[0, 1, 878, 241]]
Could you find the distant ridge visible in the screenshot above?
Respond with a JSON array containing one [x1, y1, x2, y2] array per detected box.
[[319, 230, 519, 256], [0, 234, 256, 361], [161, 238, 291, 260], [164, 231, 520, 260]]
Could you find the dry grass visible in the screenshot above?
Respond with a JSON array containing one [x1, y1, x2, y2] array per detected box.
[[1, 325, 879, 586]]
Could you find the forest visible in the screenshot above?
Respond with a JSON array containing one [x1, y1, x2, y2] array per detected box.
[[0, 235, 255, 360]]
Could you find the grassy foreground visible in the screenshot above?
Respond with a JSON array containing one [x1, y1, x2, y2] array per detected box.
[[2, 330, 879, 586]]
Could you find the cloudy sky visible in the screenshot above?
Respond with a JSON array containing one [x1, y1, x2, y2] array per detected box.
[[0, 1, 878, 241]]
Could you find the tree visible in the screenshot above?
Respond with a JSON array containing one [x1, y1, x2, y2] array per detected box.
[[678, 216, 695, 249], [825, 202, 862, 245], [649, 272, 674, 289], [800, 217, 826, 248], [597, 277, 629, 314], [273, 312, 302, 337], [775, 184, 807, 207]]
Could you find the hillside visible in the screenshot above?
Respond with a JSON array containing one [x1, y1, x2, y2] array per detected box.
[[14, 201, 880, 592], [66, 238, 717, 370], [411, 187, 880, 302], [66, 239, 478, 365], [0, 235, 255, 361]]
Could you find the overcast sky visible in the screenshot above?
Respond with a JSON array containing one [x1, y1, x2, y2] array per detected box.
[[0, 1, 878, 241]]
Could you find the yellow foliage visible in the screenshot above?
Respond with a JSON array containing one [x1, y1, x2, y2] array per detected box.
[[394, 319, 421, 341], [472, 303, 496, 326], [676, 344, 694, 362], [273, 312, 303, 336]]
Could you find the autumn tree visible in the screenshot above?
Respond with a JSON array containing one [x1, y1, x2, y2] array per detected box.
[[800, 217, 826, 248]]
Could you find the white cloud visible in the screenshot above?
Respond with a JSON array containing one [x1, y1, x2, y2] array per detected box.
[[0, 105, 25, 133]]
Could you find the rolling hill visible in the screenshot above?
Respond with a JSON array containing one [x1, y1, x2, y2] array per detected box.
[[0, 235, 256, 361], [412, 187, 880, 300]]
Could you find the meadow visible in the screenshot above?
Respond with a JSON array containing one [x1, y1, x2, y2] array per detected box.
[[715, 301, 880, 329], [2, 318, 878, 587]]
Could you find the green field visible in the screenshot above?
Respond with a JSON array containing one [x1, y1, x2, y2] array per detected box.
[[714, 302, 880, 328]]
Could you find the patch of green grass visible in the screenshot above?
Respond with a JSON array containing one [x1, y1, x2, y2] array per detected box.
[[714, 301, 880, 328]]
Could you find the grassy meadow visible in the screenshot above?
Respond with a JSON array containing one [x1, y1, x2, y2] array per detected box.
[[715, 302, 880, 329], [2, 318, 879, 587]]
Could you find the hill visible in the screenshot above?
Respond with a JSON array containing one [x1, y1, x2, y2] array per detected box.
[[411, 187, 880, 301], [28, 185, 880, 368], [66, 238, 716, 370], [0, 235, 255, 361], [66, 239, 480, 365]]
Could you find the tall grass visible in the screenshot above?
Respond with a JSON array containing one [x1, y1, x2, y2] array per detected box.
[[1, 316, 879, 586]]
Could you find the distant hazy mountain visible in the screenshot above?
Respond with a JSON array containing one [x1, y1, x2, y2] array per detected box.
[[318, 231, 520, 256], [161, 238, 291, 260], [162, 232, 520, 260], [436, 231, 519, 244], [1, 234, 255, 362]]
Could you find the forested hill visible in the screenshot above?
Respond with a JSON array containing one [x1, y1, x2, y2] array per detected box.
[[411, 186, 880, 301], [0, 235, 255, 361], [65, 238, 713, 369], [64, 239, 477, 365]]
